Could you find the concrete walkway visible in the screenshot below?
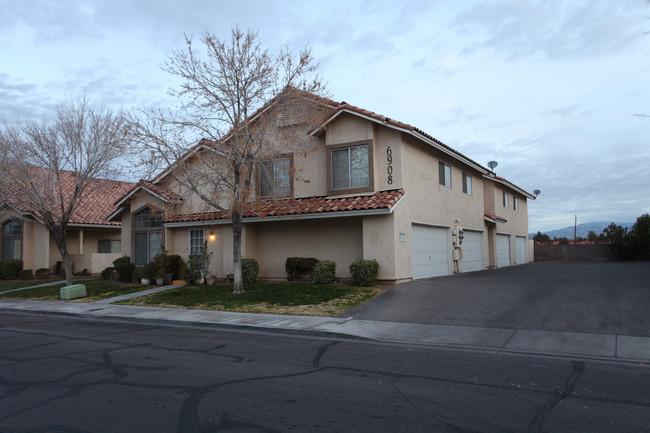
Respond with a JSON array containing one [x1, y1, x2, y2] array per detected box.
[[0, 280, 66, 295], [92, 283, 186, 304], [2, 296, 650, 363]]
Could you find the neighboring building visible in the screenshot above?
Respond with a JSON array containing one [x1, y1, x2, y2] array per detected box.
[[110, 88, 535, 282], [0, 169, 134, 274]]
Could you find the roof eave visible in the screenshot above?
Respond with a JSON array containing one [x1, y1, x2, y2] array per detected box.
[[164, 207, 394, 228]]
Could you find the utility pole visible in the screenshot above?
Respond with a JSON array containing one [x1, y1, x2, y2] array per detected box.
[[574, 214, 577, 241]]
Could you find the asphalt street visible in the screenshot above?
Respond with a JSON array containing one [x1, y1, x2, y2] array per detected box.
[[346, 262, 650, 336], [2, 312, 650, 433]]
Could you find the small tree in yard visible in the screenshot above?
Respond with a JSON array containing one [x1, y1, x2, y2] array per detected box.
[[0, 98, 130, 286], [129, 27, 326, 294]]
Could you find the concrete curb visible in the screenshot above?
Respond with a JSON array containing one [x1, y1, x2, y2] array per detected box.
[[2, 299, 650, 364]]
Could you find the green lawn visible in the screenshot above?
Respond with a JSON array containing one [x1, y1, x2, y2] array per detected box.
[[0, 279, 148, 302], [0, 280, 62, 292], [118, 282, 380, 317]]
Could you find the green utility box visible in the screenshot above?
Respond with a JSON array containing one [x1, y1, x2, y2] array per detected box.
[[60, 284, 87, 300]]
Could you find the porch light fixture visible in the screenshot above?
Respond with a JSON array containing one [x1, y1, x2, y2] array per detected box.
[[208, 232, 216, 241]]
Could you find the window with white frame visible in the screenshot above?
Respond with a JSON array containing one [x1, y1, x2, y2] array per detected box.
[[98, 239, 121, 253], [462, 172, 472, 195], [439, 162, 451, 188], [514, 197, 519, 211], [332, 144, 369, 190], [189, 229, 205, 256], [503, 191, 509, 208], [259, 157, 291, 198]]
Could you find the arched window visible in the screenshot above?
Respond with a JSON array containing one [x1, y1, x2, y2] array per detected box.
[[1, 220, 22, 260], [133, 207, 163, 265]]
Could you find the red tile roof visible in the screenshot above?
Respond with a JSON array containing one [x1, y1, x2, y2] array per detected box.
[[312, 102, 489, 173], [484, 211, 508, 223], [1, 166, 135, 226], [166, 189, 405, 223], [113, 179, 182, 207]]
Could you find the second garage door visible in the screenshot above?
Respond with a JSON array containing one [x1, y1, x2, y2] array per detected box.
[[496, 234, 511, 267], [412, 224, 449, 279], [515, 236, 527, 264], [461, 230, 483, 272]]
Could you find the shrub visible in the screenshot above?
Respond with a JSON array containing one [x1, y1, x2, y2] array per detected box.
[[150, 250, 171, 279], [101, 267, 116, 281], [35, 268, 50, 279], [349, 258, 379, 287], [73, 268, 89, 277], [188, 242, 212, 284], [168, 255, 189, 281], [313, 260, 337, 284], [132, 266, 147, 283], [285, 257, 319, 281], [113, 256, 135, 282], [241, 257, 259, 283], [19, 269, 34, 280], [142, 262, 157, 280], [0, 259, 23, 280]]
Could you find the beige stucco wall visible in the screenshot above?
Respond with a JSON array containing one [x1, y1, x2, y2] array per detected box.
[[362, 214, 397, 280], [243, 217, 363, 280], [394, 134, 488, 279], [119, 192, 166, 260], [488, 182, 530, 266], [8, 218, 50, 271]]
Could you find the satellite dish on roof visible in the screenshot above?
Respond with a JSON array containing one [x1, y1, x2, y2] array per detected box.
[[534, 189, 541, 197], [488, 161, 498, 170]]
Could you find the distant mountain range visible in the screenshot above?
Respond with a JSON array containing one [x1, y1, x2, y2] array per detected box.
[[529, 222, 634, 239]]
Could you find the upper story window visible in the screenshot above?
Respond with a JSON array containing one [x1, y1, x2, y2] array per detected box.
[[134, 207, 163, 229], [1, 220, 22, 260], [514, 197, 519, 211], [258, 157, 291, 198], [462, 172, 472, 195], [503, 191, 509, 208], [439, 162, 451, 188], [189, 229, 205, 256], [133, 207, 163, 265], [331, 144, 369, 191]]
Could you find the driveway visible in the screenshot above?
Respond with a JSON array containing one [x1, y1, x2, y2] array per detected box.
[[345, 262, 650, 337]]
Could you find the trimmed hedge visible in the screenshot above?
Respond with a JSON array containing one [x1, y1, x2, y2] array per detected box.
[[285, 257, 319, 281], [19, 269, 33, 280], [313, 260, 337, 284], [113, 256, 135, 282], [101, 267, 116, 281], [242, 258, 259, 283], [35, 268, 50, 279], [349, 258, 379, 287], [0, 259, 23, 280]]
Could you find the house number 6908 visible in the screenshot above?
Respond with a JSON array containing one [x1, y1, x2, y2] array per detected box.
[[386, 146, 393, 185]]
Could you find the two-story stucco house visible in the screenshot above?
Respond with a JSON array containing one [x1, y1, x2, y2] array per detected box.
[[109, 88, 535, 283]]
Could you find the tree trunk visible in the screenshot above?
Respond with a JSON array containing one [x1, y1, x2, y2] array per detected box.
[[52, 224, 75, 286], [232, 208, 244, 294]]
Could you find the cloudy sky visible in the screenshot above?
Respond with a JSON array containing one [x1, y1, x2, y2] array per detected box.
[[1, 0, 649, 232]]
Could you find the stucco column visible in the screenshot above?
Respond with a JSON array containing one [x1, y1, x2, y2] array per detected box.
[[362, 214, 397, 281], [79, 229, 84, 255]]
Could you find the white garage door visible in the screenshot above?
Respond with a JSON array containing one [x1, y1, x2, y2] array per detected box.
[[461, 230, 483, 272], [496, 234, 511, 267], [515, 236, 527, 264], [412, 224, 449, 279]]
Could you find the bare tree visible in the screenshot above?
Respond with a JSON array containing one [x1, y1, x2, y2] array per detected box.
[[0, 98, 131, 285], [129, 27, 326, 293]]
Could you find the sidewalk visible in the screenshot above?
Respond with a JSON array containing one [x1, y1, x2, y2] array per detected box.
[[2, 296, 650, 363]]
